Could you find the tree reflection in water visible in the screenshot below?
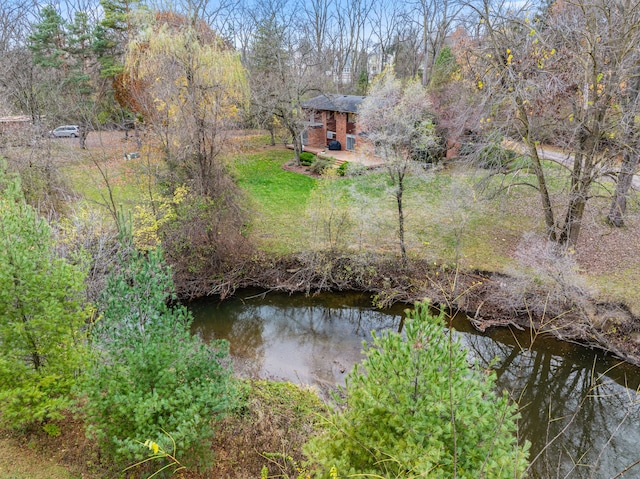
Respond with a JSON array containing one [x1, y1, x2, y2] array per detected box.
[[457, 320, 640, 479], [190, 291, 640, 479]]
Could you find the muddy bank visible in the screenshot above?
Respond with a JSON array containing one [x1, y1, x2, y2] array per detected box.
[[177, 251, 640, 368]]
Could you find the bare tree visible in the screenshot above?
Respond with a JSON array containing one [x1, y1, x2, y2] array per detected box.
[[331, 0, 374, 92], [411, 0, 465, 86], [607, 62, 640, 227], [358, 69, 439, 266], [246, 1, 319, 162], [368, 0, 403, 78], [469, 0, 640, 249], [300, 0, 334, 73]]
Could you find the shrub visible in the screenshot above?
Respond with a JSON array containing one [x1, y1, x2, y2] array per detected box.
[[161, 191, 254, 297], [310, 157, 332, 175], [305, 301, 529, 479], [299, 152, 316, 166], [461, 132, 519, 171], [82, 244, 239, 469], [336, 161, 348, 176]]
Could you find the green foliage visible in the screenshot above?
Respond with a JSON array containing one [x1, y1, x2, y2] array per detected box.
[[28, 5, 66, 69], [430, 45, 461, 89], [299, 152, 316, 166], [0, 161, 89, 429], [94, 0, 139, 78], [305, 301, 529, 478], [336, 161, 348, 176], [357, 68, 369, 95], [82, 244, 239, 468]]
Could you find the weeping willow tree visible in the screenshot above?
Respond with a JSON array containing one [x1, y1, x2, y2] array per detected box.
[[120, 11, 253, 296], [124, 11, 248, 197]]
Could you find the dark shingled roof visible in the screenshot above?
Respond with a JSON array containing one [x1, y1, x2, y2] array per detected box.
[[301, 94, 366, 114]]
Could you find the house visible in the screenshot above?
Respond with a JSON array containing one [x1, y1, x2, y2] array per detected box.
[[300, 94, 365, 152], [0, 115, 31, 134]]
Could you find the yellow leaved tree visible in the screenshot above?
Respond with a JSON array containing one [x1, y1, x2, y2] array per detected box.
[[125, 11, 248, 197]]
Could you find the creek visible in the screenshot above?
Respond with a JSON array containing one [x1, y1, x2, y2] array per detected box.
[[190, 290, 640, 479]]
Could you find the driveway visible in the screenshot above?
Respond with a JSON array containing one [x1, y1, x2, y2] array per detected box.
[[505, 140, 640, 190]]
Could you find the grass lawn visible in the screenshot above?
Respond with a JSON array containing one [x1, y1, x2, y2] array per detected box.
[[231, 147, 317, 254], [229, 146, 538, 271]]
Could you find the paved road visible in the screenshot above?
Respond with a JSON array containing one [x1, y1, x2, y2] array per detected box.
[[506, 140, 640, 190]]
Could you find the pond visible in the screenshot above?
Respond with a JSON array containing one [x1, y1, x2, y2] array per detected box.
[[190, 290, 640, 479]]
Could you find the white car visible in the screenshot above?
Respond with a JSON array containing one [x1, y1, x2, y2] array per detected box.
[[50, 125, 80, 138]]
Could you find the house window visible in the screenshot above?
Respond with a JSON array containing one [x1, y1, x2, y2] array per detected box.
[[346, 134, 356, 151], [347, 113, 356, 123], [327, 131, 336, 140]]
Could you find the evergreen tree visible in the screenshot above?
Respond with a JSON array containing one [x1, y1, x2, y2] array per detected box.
[[0, 161, 89, 429], [28, 5, 66, 69], [305, 301, 529, 478], [94, 0, 139, 78], [82, 241, 239, 467]]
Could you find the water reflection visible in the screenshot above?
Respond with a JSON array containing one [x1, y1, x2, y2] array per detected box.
[[190, 291, 400, 388], [190, 291, 640, 479], [460, 328, 640, 479]]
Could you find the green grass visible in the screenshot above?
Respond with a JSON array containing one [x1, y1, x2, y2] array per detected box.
[[63, 154, 158, 215], [232, 148, 317, 253], [230, 150, 526, 269]]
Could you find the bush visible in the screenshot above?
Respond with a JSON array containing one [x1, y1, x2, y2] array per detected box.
[[305, 301, 529, 479], [161, 190, 254, 297], [82, 244, 239, 469], [461, 132, 519, 171], [299, 152, 316, 166], [336, 161, 348, 176], [310, 157, 332, 175]]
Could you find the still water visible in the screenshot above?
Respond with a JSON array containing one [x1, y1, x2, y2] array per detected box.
[[190, 290, 640, 479]]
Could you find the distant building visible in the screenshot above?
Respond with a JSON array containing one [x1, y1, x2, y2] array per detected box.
[[0, 115, 31, 133], [300, 94, 365, 152]]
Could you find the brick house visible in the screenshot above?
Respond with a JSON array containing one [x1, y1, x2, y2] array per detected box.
[[300, 94, 365, 152]]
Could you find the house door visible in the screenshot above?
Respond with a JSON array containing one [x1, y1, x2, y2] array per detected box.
[[346, 134, 356, 151]]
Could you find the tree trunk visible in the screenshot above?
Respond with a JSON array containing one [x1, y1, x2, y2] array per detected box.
[[395, 174, 407, 267], [288, 124, 303, 164], [559, 194, 586, 249], [517, 98, 557, 241], [559, 149, 590, 249], [268, 124, 276, 146], [79, 126, 88, 150], [607, 150, 637, 227]]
